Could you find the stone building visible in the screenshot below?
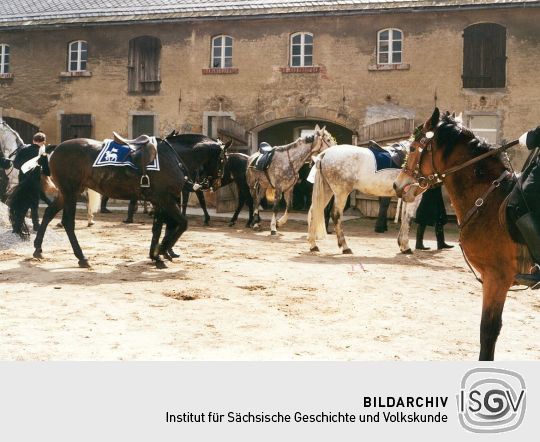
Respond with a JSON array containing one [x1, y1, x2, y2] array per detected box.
[[1, 0, 539, 210]]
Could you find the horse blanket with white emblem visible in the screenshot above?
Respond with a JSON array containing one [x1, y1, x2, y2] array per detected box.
[[93, 139, 160, 171]]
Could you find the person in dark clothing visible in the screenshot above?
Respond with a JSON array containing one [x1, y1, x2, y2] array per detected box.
[[514, 126, 540, 285], [415, 186, 453, 251], [1, 157, 12, 169], [12, 132, 47, 231]]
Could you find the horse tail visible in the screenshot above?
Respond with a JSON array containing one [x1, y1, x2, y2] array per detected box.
[[265, 187, 275, 204], [87, 189, 101, 215], [7, 168, 41, 239], [309, 154, 331, 241]]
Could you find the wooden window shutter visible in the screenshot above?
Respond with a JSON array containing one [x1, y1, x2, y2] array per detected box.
[[128, 36, 161, 94], [61, 114, 92, 141], [463, 23, 506, 88]]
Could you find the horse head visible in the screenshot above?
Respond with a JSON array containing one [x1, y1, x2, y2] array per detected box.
[[310, 124, 336, 154], [200, 138, 232, 191], [0, 120, 25, 159]]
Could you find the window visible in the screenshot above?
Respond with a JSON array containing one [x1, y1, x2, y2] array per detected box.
[[211, 35, 233, 68], [0, 44, 10, 74], [290, 32, 313, 67], [377, 29, 402, 64], [61, 114, 92, 141], [132, 115, 155, 137], [468, 114, 499, 144], [68, 40, 88, 72], [128, 36, 161, 93], [463, 23, 506, 88]]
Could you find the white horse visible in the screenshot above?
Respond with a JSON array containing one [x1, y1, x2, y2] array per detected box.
[[247, 125, 336, 235], [308, 142, 420, 253]]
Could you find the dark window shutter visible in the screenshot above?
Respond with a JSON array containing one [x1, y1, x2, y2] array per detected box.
[[463, 23, 506, 88], [128, 36, 161, 94], [3, 117, 39, 144], [132, 115, 155, 137], [61, 114, 92, 141]]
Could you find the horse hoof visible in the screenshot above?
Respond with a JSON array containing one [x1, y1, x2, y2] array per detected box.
[[342, 248, 353, 255], [78, 259, 91, 268], [401, 248, 413, 255], [123, 219, 133, 224], [167, 249, 180, 259], [253, 224, 261, 231], [87, 222, 94, 227], [270, 230, 277, 236], [155, 260, 167, 269], [203, 221, 210, 227], [228, 222, 235, 227], [33, 250, 43, 259], [310, 246, 320, 252]]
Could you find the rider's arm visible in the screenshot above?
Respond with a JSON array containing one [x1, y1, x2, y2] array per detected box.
[[519, 126, 540, 150]]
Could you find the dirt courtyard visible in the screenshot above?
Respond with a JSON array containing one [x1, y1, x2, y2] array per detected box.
[[0, 209, 539, 361]]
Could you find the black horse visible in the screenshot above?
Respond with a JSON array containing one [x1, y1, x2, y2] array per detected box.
[[11, 135, 224, 268], [126, 134, 253, 227]]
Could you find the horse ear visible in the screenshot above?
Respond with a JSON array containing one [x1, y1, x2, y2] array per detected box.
[[321, 126, 326, 132], [314, 124, 321, 132], [451, 112, 456, 118], [428, 108, 440, 129], [224, 140, 233, 150]]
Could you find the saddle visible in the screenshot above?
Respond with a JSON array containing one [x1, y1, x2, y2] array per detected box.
[[368, 140, 407, 168], [112, 131, 157, 187], [252, 148, 276, 171]]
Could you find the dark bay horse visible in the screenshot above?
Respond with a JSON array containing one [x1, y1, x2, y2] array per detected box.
[[394, 108, 525, 360], [31, 136, 224, 269]]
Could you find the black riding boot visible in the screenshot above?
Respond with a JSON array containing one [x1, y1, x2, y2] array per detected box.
[[100, 196, 111, 214], [415, 224, 430, 250], [515, 212, 540, 289], [436, 222, 453, 250], [374, 197, 390, 233]]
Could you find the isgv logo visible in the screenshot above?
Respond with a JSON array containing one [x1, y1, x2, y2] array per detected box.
[[457, 368, 526, 433]]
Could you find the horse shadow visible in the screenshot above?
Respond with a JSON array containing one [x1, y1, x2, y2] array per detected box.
[[0, 257, 189, 287]]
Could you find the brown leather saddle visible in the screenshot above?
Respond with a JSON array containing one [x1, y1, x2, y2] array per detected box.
[[113, 131, 157, 188]]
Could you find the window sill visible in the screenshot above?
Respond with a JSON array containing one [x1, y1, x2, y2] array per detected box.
[[462, 87, 506, 95], [0, 73, 14, 79], [202, 68, 239, 75], [368, 63, 410, 71], [60, 71, 92, 77], [280, 66, 321, 74]]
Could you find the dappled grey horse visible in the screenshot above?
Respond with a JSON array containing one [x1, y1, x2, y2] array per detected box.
[[246, 125, 336, 235]]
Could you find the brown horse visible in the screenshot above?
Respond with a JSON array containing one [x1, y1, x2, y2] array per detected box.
[[393, 108, 527, 361], [32, 136, 224, 269]]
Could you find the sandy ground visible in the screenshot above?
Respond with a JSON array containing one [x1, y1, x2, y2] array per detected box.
[[0, 208, 539, 361]]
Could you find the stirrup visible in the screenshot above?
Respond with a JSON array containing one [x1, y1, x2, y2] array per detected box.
[[514, 266, 540, 289], [140, 174, 150, 188]]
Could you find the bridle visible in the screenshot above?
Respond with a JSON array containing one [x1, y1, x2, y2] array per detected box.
[[403, 123, 519, 192]]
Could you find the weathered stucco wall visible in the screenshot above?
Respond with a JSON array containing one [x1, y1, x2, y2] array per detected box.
[[1, 8, 539, 165]]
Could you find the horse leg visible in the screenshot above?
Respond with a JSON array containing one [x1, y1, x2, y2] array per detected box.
[[149, 210, 167, 269], [251, 183, 264, 230], [158, 200, 188, 264], [229, 183, 244, 227], [332, 193, 352, 254], [270, 189, 282, 235], [61, 193, 90, 268], [33, 194, 64, 259], [277, 188, 293, 227], [124, 198, 137, 223], [181, 189, 189, 217], [195, 190, 210, 226], [375, 197, 391, 233], [245, 186, 254, 228], [324, 198, 333, 234], [397, 201, 413, 254], [86, 198, 94, 227]]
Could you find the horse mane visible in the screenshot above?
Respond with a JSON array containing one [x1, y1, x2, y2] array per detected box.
[[436, 114, 498, 160], [165, 133, 221, 151], [275, 134, 315, 152]]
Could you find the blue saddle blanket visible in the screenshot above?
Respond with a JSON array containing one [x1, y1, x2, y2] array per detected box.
[[367, 146, 396, 171], [93, 140, 160, 171]]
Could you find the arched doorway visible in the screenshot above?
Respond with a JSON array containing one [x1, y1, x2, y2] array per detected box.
[[254, 119, 355, 211], [2, 117, 39, 144]]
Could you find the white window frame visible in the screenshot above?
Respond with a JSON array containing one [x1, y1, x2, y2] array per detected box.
[[466, 112, 500, 145], [211, 35, 233, 68], [290, 32, 313, 67], [0, 44, 9, 74], [68, 40, 88, 72], [377, 28, 403, 65]]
